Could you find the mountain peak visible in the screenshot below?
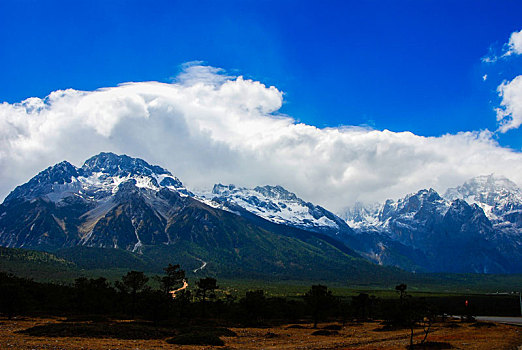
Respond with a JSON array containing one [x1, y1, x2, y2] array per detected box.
[[4, 153, 189, 203], [4, 160, 80, 202], [212, 184, 236, 196], [411, 188, 442, 201], [444, 174, 522, 217], [205, 183, 352, 234], [445, 174, 520, 198], [82, 152, 171, 178], [253, 185, 299, 201]]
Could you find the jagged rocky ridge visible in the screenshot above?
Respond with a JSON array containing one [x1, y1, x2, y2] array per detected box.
[[342, 175, 522, 273], [0, 153, 397, 281], [3, 153, 522, 275], [199, 184, 355, 241], [1, 152, 190, 251]]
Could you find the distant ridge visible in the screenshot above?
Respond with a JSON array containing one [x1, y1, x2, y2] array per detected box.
[[342, 175, 522, 273], [0, 152, 406, 282]]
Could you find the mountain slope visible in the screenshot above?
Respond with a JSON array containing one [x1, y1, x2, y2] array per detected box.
[[0, 152, 404, 281], [445, 174, 522, 232], [343, 178, 522, 273], [200, 184, 355, 241]]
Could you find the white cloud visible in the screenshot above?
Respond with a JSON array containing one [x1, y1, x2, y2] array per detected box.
[[175, 61, 233, 86], [2, 64, 522, 213], [505, 29, 522, 56], [482, 29, 522, 62], [496, 75, 522, 133]]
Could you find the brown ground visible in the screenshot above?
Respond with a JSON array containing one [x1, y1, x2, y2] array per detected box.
[[1, 317, 521, 350]]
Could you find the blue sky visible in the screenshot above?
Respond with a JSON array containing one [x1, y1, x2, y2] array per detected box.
[[3, 0, 522, 209], [1, 0, 522, 146]]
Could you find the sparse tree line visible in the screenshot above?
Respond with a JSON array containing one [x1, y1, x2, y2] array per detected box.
[[0, 266, 520, 328]]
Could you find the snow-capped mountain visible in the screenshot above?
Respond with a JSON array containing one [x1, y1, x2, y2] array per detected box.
[[5, 152, 191, 204], [342, 202, 381, 230], [0, 153, 194, 251], [4, 153, 522, 275], [343, 189, 451, 232], [341, 177, 522, 273], [0, 152, 390, 281], [444, 174, 522, 232], [198, 184, 354, 239]]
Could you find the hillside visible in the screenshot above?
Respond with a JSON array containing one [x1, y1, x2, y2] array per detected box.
[[0, 152, 406, 282]]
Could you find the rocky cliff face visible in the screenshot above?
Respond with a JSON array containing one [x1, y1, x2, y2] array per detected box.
[[0, 152, 192, 251], [0, 153, 390, 281], [342, 178, 522, 273], [4, 153, 522, 275], [198, 183, 355, 241]]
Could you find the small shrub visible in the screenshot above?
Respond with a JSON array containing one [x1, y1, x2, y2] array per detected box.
[[408, 341, 452, 349], [323, 324, 342, 330], [178, 327, 237, 337], [166, 333, 224, 346], [265, 332, 278, 338], [373, 325, 403, 332], [470, 321, 496, 328], [286, 324, 306, 329], [19, 322, 174, 339], [64, 315, 109, 322], [444, 323, 460, 328], [311, 329, 338, 336]]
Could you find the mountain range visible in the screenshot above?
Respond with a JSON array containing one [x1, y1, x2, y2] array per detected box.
[[1, 153, 521, 278], [0, 152, 403, 282], [342, 175, 522, 273]]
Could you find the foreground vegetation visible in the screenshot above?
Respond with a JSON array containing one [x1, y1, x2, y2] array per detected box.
[[3, 316, 522, 350], [3, 245, 522, 294], [2, 260, 522, 349]]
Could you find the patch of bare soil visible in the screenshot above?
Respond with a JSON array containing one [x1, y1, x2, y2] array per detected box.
[[1, 317, 521, 350]]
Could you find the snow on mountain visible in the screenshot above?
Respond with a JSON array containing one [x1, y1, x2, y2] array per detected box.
[[444, 174, 522, 222], [3, 153, 356, 252], [197, 184, 350, 234], [0, 153, 383, 282], [5, 152, 192, 204], [340, 176, 522, 273], [341, 188, 451, 233], [341, 202, 381, 229]]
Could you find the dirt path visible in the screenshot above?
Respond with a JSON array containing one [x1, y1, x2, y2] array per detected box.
[[168, 279, 188, 298], [193, 257, 207, 273]]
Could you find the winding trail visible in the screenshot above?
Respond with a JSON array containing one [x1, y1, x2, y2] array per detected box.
[[168, 257, 207, 298], [169, 279, 188, 299], [193, 257, 207, 273]]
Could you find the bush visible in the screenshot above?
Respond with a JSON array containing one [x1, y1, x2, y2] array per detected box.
[[444, 323, 460, 328], [18, 322, 175, 339], [470, 321, 496, 328], [323, 324, 342, 330], [165, 326, 236, 346], [177, 326, 237, 337], [408, 341, 452, 349], [264, 332, 279, 338], [166, 332, 224, 346], [311, 329, 338, 336], [286, 324, 307, 329]]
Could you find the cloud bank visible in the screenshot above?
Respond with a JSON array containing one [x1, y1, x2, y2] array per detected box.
[[505, 29, 522, 57], [494, 29, 522, 133], [482, 29, 522, 63], [497, 75, 522, 132], [2, 64, 522, 213]]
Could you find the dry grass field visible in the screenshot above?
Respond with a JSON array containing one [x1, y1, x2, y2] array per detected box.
[[1, 317, 521, 350]]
